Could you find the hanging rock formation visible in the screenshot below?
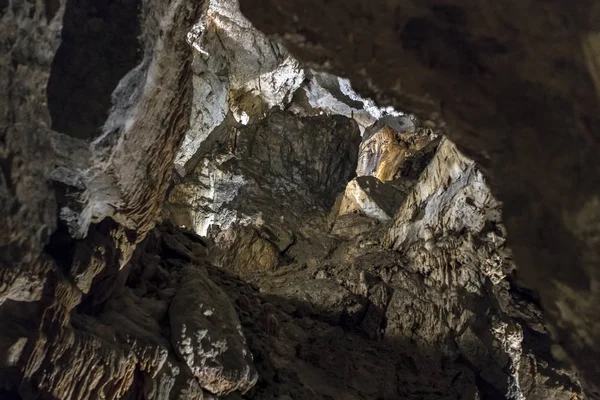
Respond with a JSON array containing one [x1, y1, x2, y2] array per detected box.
[[175, 0, 305, 171]]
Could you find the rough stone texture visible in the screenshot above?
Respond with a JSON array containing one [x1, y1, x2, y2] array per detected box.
[[357, 116, 436, 181], [336, 176, 405, 222], [0, 0, 202, 286], [29, 0, 207, 245], [239, 0, 600, 395], [0, 0, 213, 398], [74, 0, 204, 240], [175, 0, 304, 170], [208, 137, 583, 399], [331, 123, 440, 238], [170, 265, 258, 395], [1, 0, 598, 398], [210, 226, 282, 275], [167, 109, 361, 266], [0, 0, 62, 273], [288, 71, 405, 133], [8, 222, 259, 400], [46, 0, 142, 140]]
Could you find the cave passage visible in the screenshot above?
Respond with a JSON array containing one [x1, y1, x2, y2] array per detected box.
[[2, 0, 596, 398]]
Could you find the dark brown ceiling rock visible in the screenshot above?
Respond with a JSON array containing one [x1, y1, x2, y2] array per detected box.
[[239, 0, 600, 394], [46, 0, 142, 140]]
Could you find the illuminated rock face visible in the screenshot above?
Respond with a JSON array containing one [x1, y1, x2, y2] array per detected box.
[[357, 117, 435, 182], [238, 0, 600, 394], [0, 0, 596, 398], [174, 0, 306, 171]]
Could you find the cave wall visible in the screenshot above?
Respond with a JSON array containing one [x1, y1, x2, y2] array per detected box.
[[0, 0, 208, 397], [1, 0, 599, 398], [47, 0, 142, 140], [1, 0, 63, 280], [238, 0, 600, 395]]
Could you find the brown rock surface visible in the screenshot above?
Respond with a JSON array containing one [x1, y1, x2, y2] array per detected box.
[[238, 0, 600, 394], [170, 265, 258, 395], [1, 0, 599, 398], [209, 137, 583, 399]]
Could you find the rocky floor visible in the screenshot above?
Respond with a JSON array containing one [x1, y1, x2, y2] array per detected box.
[[196, 137, 584, 399]]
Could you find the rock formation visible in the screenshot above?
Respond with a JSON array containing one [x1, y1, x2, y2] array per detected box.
[[238, 1, 600, 395], [1, 0, 599, 399]]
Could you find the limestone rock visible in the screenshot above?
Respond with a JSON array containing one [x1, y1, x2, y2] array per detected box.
[[330, 123, 439, 236], [170, 110, 360, 236], [170, 265, 258, 395], [330, 213, 378, 239], [210, 225, 281, 276], [168, 110, 361, 275], [357, 116, 436, 181], [239, 0, 600, 391], [275, 279, 367, 326], [336, 176, 407, 222], [175, 0, 305, 170], [39, 0, 207, 242], [1, 0, 597, 398], [0, 0, 62, 273], [288, 71, 405, 133]]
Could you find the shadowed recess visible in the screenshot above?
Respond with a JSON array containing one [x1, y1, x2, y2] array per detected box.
[[47, 0, 142, 139]]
